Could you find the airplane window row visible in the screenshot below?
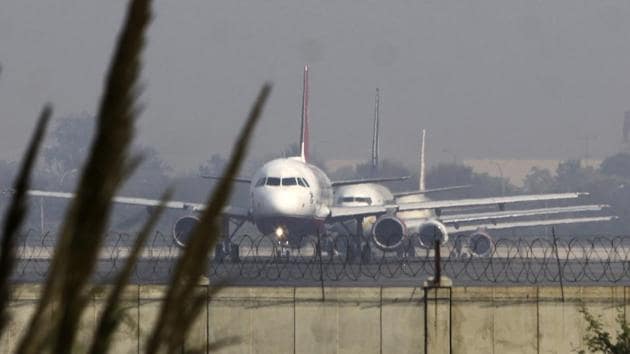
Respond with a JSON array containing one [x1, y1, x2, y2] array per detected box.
[[339, 197, 373, 205], [255, 177, 310, 188]]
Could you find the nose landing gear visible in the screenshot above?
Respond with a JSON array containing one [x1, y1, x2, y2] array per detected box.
[[275, 246, 291, 258]]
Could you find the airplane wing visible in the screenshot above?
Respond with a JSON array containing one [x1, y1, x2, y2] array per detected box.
[[200, 175, 251, 184], [27, 190, 250, 219], [331, 176, 409, 187], [396, 192, 588, 213], [327, 193, 594, 222], [393, 185, 471, 198], [444, 216, 617, 234], [327, 205, 391, 221], [440, 204, 609, 225]]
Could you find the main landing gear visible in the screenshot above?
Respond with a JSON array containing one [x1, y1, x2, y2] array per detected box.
[[336, 216, 372, 263], [214, 218, 245, 263]]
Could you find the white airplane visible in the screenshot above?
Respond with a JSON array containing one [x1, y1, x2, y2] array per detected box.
[[333, 91, 613, 257], [335, 91, 469, 213], [27, 66, 615, 260], [26, 66, 403, 253]]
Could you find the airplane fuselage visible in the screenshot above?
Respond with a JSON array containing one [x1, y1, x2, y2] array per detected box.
[[249, 157, 333, 242], [335, 183, 434, 234]]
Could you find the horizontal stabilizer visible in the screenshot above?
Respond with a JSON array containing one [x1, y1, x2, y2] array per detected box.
[[328, 205, 391, 221], [332, 176, 409, 187], [394, 185, 471, 198]]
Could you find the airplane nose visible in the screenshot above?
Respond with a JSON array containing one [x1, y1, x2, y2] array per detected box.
[[268, 191, 301, 215], [255, 189, 305, 216]]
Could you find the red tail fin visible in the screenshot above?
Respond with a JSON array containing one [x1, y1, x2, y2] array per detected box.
[[300, 65, 309, 162]]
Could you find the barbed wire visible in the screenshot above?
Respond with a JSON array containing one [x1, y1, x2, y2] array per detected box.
[[10, 229, 630, 285]]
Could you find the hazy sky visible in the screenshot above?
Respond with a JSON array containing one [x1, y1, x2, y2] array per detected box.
[[1, 0, 630, 171]]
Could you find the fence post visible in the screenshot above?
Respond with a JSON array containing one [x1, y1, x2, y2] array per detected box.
[[423, 237, 452, 354], [551, 227, 565, 303]]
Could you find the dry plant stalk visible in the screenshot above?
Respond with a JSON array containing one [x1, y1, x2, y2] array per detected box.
[[145, 84, 271, 353], [16, 0, 152, 352], [88, 190, 171, 354], [0, 106, 51, 337], [0, 0, 270, 351]]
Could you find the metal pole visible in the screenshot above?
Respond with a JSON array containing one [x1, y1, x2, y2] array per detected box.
[[449, 288, 453, 354], [434, 236, 441, 286], [492, 161, 505, 197], [551, 226, 565, 302], [423, 287, 428, 353], [39, 197, 45, 234], [419, 129, 426, 192], [371, 88, 380, 177], [317, 230, 325, 301]]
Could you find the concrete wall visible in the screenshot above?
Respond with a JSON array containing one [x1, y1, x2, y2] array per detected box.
[[2, 285, 628, 353]]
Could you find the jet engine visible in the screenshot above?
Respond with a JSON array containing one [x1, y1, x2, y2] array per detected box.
[[172, 215, 199, 247], [467, 229, 494, 257], [417, 220, 449, 249], [371, 216, 406, 251], [372, 216, 450, 252]]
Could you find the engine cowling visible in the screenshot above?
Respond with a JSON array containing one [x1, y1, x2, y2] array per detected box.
[[467, 230, 494, 257], [172, 215, 199, 247], [417, 220, 449, 249], [371, 216, 406, 251]]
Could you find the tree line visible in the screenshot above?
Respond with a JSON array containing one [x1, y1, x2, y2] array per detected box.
[[1, 114, 628, 235]]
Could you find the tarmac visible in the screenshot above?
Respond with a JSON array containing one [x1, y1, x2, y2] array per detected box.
[[10, 245, 630, 286]]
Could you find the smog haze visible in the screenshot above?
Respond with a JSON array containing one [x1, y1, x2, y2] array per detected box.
[[1, 0, 629, 170]]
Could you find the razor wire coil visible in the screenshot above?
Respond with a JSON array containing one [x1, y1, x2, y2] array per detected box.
[[11, 229, 630, 285]]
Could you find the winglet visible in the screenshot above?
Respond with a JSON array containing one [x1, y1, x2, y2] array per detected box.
[[299, 65, 309, 162], [419, 129, 426, 192]]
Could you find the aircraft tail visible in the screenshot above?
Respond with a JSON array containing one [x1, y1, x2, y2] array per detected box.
[[299, 65, 309, 162], [371, 88, 380, 177], [419, 129, 426, 192]]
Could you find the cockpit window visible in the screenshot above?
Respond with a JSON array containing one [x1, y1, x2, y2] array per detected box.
[[300, 178, 310, 187], [255, 177, 266, 187], [297, 178, 306, 187], [356, 197, 372, 205], [282, 177, 297, 186], [339, 196, 372, 205], [266, 177, 280, 186]]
